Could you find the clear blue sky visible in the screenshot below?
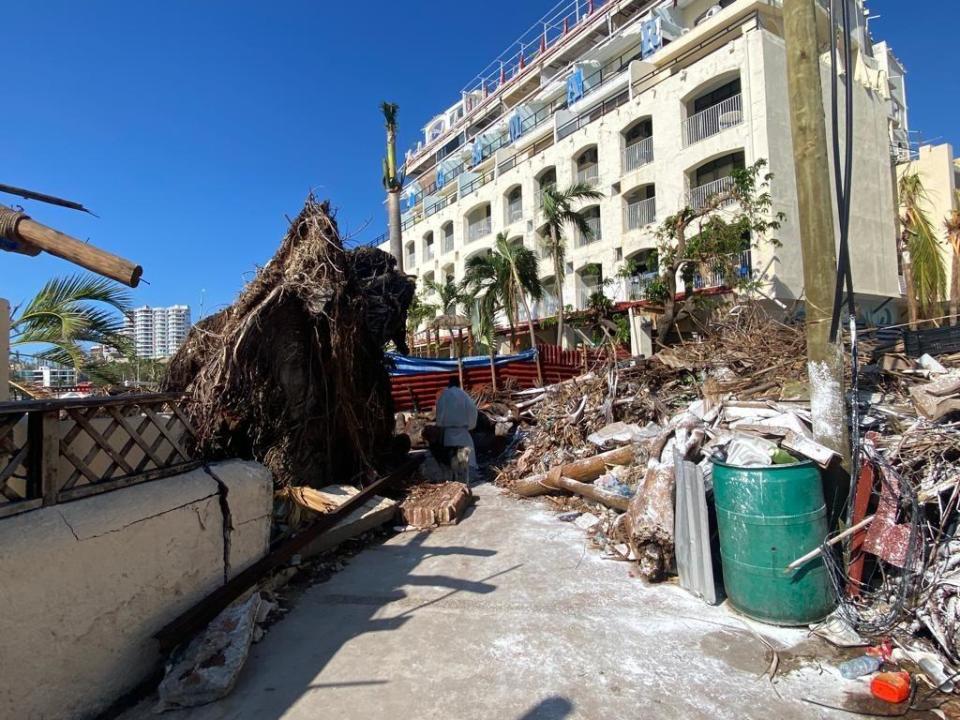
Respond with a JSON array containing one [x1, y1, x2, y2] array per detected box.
[[3, 0, 956, 317]]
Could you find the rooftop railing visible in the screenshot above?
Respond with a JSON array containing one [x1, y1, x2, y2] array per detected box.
[[623, 136, 654, 172], [682, 93, 743, 147]]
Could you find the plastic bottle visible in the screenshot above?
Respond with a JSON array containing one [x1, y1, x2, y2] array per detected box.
[[839, 655, 881, 679]]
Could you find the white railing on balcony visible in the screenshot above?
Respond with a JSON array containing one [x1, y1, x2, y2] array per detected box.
[[538, 294, 560, 318], [577, 216, 602, 247], [535, 183, 556, 208], [682, 94, 743, 147], [624, 272, 659, 301], [576, 164, 599, 186], [693, 250, 752, 290], [625, 197, 657, 231], [688, 176, 735, 211], [442, 232, 454, 254], [506, 200, 523, 225], [466, 217, 492, 243], [623, 137, 654, 172], [424, 244, 434, 262], [577, 285, 602, 310], [405, 251, 416, 268]]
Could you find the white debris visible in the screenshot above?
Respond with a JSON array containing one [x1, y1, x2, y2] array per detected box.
[[574, 512, 601, 532]]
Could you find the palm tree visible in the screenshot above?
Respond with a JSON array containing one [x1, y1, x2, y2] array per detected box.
[[9, 275, 133, 387], [405, 291, 437, 355], [945, 191, 960, 326], [381, 101, 404, 271], [538, 183, 604, 344], [899, 173, 947, 325], [422, 277, 469, 356]]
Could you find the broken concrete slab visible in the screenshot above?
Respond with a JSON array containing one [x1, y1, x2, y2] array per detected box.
[[300, 485, 398, 558]]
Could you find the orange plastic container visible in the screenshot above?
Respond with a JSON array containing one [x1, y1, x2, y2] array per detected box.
[[870, 671, 911, 704]]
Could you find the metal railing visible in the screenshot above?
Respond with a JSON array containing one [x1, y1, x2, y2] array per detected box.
[[460, 170, 495, 196], [576, 216, 602, 247], [466, 217, 492, 243], [693, 250, 752, 290], [577, 285, 602, 310], [625, 196, 656, 231], [535, 183, 556, 209], [405, 251, 416, 268], [688, 176, 735, 210], [576, 164, 600, 186], [623, 136, 654, 172], [506, 201, 524, 225], [424, 245, 434, 262], [625, 272, 660, 301], [557, 88, 629, 141], [442, 232, 455, 255], [425, 194, 455, 219], [682, 93, 743, 147]]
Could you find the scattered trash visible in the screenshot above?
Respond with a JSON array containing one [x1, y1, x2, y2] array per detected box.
[[574, 513, 601, 532], [557, 511, 581, 522], [870, 671, 912, 704], [838, 655, 881, 679]]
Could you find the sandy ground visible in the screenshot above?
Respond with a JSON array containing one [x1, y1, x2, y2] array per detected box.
[[122, 482, 897, 720]]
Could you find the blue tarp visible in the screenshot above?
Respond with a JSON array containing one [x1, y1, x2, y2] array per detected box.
[[566, 67, 584, 106], [386, 348, 537, 376], [641, 17, 662, 58]]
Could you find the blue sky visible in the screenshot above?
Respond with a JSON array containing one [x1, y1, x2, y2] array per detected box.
[[2, 0, 955, 317]]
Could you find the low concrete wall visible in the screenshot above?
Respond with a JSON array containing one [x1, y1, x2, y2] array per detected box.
[[0, 459, 273, 720]]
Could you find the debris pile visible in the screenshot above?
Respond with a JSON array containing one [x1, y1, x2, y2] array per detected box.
[[165, 197, 414, 488]]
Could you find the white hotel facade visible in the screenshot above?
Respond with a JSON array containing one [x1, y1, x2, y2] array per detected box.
[[125, 305, 192, 359], [380, 0, 907, 338]]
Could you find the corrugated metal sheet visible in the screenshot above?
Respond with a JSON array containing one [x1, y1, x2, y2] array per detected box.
[[674, 449, 721, 605]]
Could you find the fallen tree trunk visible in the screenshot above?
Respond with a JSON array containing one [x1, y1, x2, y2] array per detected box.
[[512, 445, 637, 497], [545, 472, 630, 511], [624, 462, 675, 581]]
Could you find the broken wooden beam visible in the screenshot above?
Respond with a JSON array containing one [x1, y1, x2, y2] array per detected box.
[[512, 445, 636, 497], [545, 473, 630, 511]]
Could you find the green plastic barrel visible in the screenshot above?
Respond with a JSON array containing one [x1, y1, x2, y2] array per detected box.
[[712, 459, 836, 625]]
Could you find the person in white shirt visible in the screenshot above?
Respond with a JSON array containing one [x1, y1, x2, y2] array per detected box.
[[434, 376, 478, 482]]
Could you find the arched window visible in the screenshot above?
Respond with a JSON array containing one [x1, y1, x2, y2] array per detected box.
[[505, 186, 523, 224], [622, 118, 653, 172], [575, 146, 599, 186]]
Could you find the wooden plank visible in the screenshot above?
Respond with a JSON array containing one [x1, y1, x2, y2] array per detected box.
[[0, 392, 187, 416], [0, 444, 30, 500], [0, 498, 44, 520], [0, 412, 25, 440], [59, 444, 101, 489], [143, 406, 192, 462], [106, 407, 164, 468], [57, 461, 203, 503], [170, 403, 199, 440], [95, 416, 124, 480], [39, 412, 61, 506], [154, 458, 420, 651], [68, 408, 135, 476]]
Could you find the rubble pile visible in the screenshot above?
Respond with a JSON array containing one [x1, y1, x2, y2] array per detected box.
[[497, 307, 960, 678], [165, 196, 415, 488]]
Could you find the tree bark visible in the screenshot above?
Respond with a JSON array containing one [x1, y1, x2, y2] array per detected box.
[[545, 474, 630, 511], [784, 0, 850, 467], [387, 190, 403, 273], [512, 445, 637, 497], [551, 225, 565, 347]]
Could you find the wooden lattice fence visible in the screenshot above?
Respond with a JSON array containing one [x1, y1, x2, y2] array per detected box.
[[0, 393, 199, 519]]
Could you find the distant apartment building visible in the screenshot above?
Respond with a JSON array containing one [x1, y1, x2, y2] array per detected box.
[[125, 305, 192, 359], [382, 0, 906, 342], [30, 365, 79, 388]]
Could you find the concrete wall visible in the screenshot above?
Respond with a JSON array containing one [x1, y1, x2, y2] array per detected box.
[[897, 143, 959, 299], [0, 298, 8, 402], [0, 459, 273, 720]]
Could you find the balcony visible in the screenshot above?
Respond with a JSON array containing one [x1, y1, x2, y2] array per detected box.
[[623, 137, 654, 173], [693, 250, 752, 290], [688, 176, 735, 211], [625, 197, 656, 231], [576, 164, 600, 187], [466, 217, 492, 244], [576, 216, 602, 247], [682, 94, 743, 147], [506, 200, 523, 225], [577, 285, 602, 310], [535, 184, 556, 209], [405, 251, 416, 268], [442, 233, 455, 255], [424, 245, 434, 262]]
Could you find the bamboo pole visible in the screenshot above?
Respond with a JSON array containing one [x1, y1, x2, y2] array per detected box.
[[0, 205, 142, 287], [783, 0, 850, 466]]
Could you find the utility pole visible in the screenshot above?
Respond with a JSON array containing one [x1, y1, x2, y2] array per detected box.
[[783, 0, 850, 466]]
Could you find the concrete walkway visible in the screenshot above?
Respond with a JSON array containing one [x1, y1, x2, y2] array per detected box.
[[127, 484, 868, 720]]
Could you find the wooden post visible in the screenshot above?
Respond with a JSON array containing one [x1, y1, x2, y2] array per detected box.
[[489, 353, 498, 392], [27, 411, 61, 506], [457, 356, 465, 390], [783, 0, 850, 466], [535, 345, 545, 387], [1, 205, 142, 287]]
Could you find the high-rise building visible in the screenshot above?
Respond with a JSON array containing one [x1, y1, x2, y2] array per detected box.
[[382, 0, 906, 342], [125, 305, 192, 359]]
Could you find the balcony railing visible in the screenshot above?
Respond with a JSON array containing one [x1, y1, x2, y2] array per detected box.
[[506, 201, 524, 225], [688, 176, 735, 211], [576, 216, 602, 247], [682, 93, 743, 147], [623, 137, 654, 172], [466, 217, 492, 243], [535, 184, 556, 209], [405, 251, 416, 268], [625, 197, 656, 231], [424, 245, 434, 262], [577, 285, 602, 310], [460, 170, 495, 196], [442, 233, 455, 255], [576, 164, 600, 187], [693, 250, 752, 290]]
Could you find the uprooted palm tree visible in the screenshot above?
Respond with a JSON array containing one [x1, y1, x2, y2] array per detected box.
[[381, 101, 404, 271], [462, 234, 543, 351], [899, 173, 947, 326], [944, 191, 960, 326], [9, 274, 133, 390], [539, 183, 604, 344]]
